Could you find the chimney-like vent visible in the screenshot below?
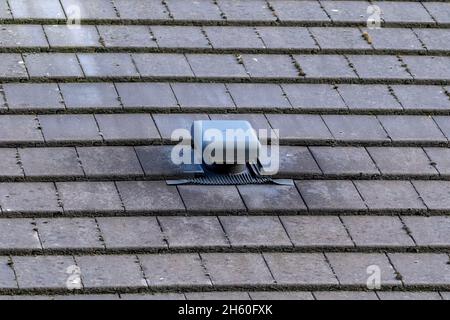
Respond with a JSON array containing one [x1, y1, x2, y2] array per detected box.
[[167, 120, 293, 186]]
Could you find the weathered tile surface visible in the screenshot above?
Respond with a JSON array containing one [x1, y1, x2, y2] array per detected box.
[[57, 182, 123, 213], [389, 254, 450, 286], [98, 217, 166, 249], [220, 216, 291, 248]]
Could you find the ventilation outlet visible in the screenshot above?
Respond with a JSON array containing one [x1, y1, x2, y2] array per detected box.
[[167, 120, 293, 186]]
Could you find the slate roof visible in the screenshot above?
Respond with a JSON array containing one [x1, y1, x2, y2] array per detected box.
[[0, 0, 448, 300]]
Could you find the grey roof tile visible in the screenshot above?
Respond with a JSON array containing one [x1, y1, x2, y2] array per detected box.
[[116, 181, 185, 213], [98, 25, 156, 48], [19, 147, 84, 178], [95, 114, 160, 143], [424, 147, 450, 176], [0, 182, 61, 214], [310, 27, 370, 50], [237, 184, 306, 213], [165, 0, 223, 21], [218, 0, 275, 21], [402, 56, 450, 81], [415, 29, 450, 51], [120, 293, 185, 300], [36, 218, 103, 249], [78, 53, 139, 78], [310, 146, 379, 176], [3, 83, 64, 111], [178, 185, 245, 213], [44, 25, 101, 48], [0, 257, 17, 289], [321, 0, 370, 23], [296, 180, 366, 211], [114, 0, 170, 20], [160, 216, 229, 249], [412, 180, 450, 211], [77, 146, 143, 177], [171, 83, 235, 110], [0, 148, 24, 178], [205, 26, 264, 49], [186, 292, 250, 300], [134, 53, 193, 78], [354, 180, 425, 211], [9, 0, 65, 19], [327, 253, 401, 286], [367, 147, 438, 176], [57, 181, 123, 214], [362, 28, 424, 51], [24, 53, 83, 79], [249, 291, 314, 300], [75, 255, 146, 289], [0, 25, 48, 48], [39, 114, 102, 143], [378, 115, 447, 143], [280, 216, 353, 248], [375, 1, 434, 24], [13, 256, 75, 289], [98, 217, 166, 249], [153, 113, 209, 141], [391, 85, 450, 111], [116, 83, 178, 110], [219, 216, 292, 248], [242, 54, 300, 79], [226, 83, 291, 109], [388, 253, 450, 286], [314, 291, 379, 300], [348, 55, 412, 80], [139, 253, 212, 287], [422, 2, 450, 24], [0, 0, 11, 18], [0, 219, 40, 250], [281, 84, 347, 110], [256, 27, 317, 50], [322, 115, 390, 143], [0, 54, 28, 79], [187, 54, 248, 79], [135, 145, 184, 177], [151, 26, 210, 49], [202, 253, 274, 286], [337, 84, 402, 111], [268, 0, 329, 22], [60, 83, 121, 110], [433, 116, 450, 140], [264, 253, 338, 285], [266, 114, 333, 143], [342, 216, 414, 247], [60, 0, 118, 19], [295, 54, 357, 79], [277, 146, 322, 177], [403, 216, 450, 247], [378, 291, 442, 301]]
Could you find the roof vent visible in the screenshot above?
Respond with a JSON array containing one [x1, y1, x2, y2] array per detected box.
[[167, 120, 293, 186]]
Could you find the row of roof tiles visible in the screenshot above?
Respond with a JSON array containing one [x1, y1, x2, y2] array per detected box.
[[1, 113, 450, 146], [1, 0, 450, 25], [1, 291, 448, 300], [1, 83, 450, 113], [0, 215, 448, 252], [3, 291, 450, 300], [1, 25, 450, 53], [2, 53, 450, 82], [0, 179, 450, 215], [0, 252, 449, 290], [1, 145, 449, 180]]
